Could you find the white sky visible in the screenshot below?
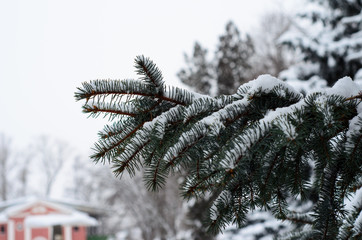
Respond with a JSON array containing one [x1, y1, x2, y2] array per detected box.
[[0, 0, 299, 156]]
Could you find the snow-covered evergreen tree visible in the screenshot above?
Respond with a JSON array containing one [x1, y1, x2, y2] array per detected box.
[[76, 56, 362, 239], [281, 0, 362, 86]]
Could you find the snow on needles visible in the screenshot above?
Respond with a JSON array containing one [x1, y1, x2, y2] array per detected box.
[[164, 75, 300, 164], [327, 77, 362, 151], [157, 75, 361, 170], [327, 76, 361, 98], [242, 74, 302, 98]]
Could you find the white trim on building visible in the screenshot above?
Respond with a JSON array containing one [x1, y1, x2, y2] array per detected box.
[[7, 221, 14, 240]]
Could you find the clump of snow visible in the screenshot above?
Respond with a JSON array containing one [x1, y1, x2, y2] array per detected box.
[[201, 98, 250, 137], [183, 96, 234, 125], [259, 100, 306, 140], [262, 100, 305, 124], [218, 209, 291, 240], [143, 106, 183, 139], [201, 115, 225, 136], [243, 74, 302, 98], [230, 77, 306, 155], [328, 77, 362, 147], [327, 77, 361, 97]]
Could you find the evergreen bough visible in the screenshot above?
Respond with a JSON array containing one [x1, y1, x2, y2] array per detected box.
[[75, 56, 362, 239]]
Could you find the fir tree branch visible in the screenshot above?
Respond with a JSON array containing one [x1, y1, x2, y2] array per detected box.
[[75, 79, 187, 106], [164, 132, 206, 170], [351, 134, 362, 158], [113, 139, 150, 177], [315, 162, 340, 239], [134, 55, 164, 88], [75, 79, 153, 101], [83, 104, 136, 117], [91, 122, 145, 161], [77, 56, 362, 237], [263, 152, 281, 189], [144, 154, 169, 191], [184, 170, 219, 198]]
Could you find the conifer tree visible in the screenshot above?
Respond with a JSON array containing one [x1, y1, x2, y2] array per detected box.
[[178, 21, 255, 96], [76, 56, 362, 239], [178, 42, 214, 95], [281, 0, 362, 86], [216, 21, 255, 95]]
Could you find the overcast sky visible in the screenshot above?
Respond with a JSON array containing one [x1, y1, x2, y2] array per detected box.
[[0, 0, 300, 156]]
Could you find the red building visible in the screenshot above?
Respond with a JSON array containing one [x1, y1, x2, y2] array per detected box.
[[0, 198, 98, 240]]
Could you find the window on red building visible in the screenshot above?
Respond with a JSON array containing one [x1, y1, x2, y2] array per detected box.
[[16, 223, 23, 231], [0, 225, 5, 234]]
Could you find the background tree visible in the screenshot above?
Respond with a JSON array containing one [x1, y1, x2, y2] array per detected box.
[[0, 134, 62, 199], [34, 136, 71, 196], [216, 21, 255, 95], [0, 134, 11, 200], [178, 42, 215, 95], [178, 16, 295, 98], [68, 156, 186, 240], [13, 147, 34, 197], [281, 0, 362, 86], [0, 134, 33, 200], [178, 21, 256, 96], [76, 56, 362, 239]]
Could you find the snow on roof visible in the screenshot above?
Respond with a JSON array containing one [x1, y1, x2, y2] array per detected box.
[[50, 198, 107, 216], [0, 196, 105, 215], [0, 214, 7, 223], [0, 196, 38, 211], [0, 197, 99, 227], [3, 199, 73, 217], [25, 212, 98, 227]]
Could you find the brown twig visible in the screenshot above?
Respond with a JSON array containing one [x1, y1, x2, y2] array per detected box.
[[345, 92, 362, 101]]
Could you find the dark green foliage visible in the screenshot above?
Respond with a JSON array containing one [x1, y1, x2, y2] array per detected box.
[[76, 57, 362, 239], [87, 236, 108, 240]]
